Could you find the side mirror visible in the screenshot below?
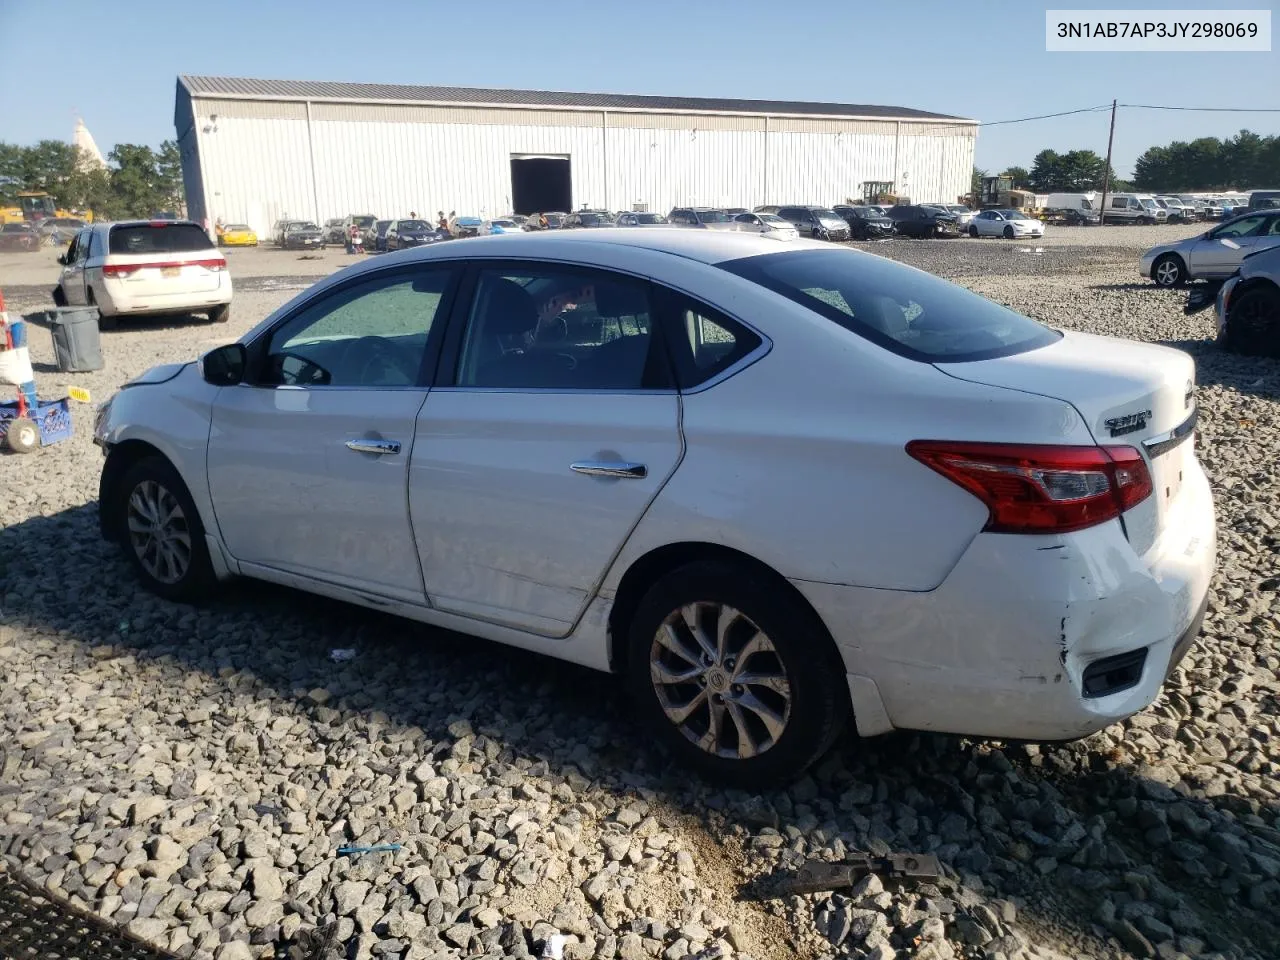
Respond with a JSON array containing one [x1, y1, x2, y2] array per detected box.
[[57, 254, 66, 265], [201, 343, 248, 386]]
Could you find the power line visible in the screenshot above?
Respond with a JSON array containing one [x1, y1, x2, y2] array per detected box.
[[1120, 103, 1280, 113], [976, 105, 1112, 127]]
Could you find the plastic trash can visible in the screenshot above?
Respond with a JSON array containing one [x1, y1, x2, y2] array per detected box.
[[43, 307, 104, 373]]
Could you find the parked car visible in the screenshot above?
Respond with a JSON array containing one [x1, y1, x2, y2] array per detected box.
[[1246, 190, 1280, 212], [386, 219, 441, 249], [937, 204, 975, 229], [0, 222, 40, 251], [449, 215, 483, 238], [886, 205, 960, 239], [1103, 194, 1168, 225], [774, 206, 851, 242], [730, 212, 799, 240], [528, 212, 567, 230], [36, 217, 88, 243], [344, 215, 378, 240], [94, 230, 1214, 784], [968, 209, 1046, 239], [1154, 197, 1193, 223], [480, 219, 524, 236], [282, 221, 325, 250], [324, 218, 348, 244], [1216, 244, 1280, 356], [832, 205, 895, 240], [218, 224, 258, 247], [52, 219, 231, 328], [616, 212, 669, 227], [274, 220, 311, 246], [1140, 210, 1280, 287], [562, 211, 615, 229], [366, 220, 393, 251], [669, 208, 738, 231]]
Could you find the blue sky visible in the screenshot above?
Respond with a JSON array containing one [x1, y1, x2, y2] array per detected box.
[[1, 0, 1277, 176]]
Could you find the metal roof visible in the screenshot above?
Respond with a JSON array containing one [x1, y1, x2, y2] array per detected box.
[[178, 75, 972, 123]]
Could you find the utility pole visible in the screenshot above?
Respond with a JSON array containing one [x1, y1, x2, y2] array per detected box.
[[1098, 99, 1117, 226]]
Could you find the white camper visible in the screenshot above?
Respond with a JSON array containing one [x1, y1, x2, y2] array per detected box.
[[1043, 192, 1102, 223]]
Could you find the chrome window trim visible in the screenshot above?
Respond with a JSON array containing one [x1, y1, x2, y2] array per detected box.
[[1142, 407, 1198, 459]]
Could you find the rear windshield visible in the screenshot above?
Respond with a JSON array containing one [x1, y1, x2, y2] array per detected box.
[[637, 213, 667, 223], [109, 224, 213, 254], [353, 216, 376, 228], [720, 248, 1061, 363]]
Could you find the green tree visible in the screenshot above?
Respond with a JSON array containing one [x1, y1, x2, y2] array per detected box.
[[155, 140, 185, 213], [971, 166, 987, 200], [1029, 148, 1117, 192]]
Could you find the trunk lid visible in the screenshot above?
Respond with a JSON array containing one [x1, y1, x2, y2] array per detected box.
[[937, 330, 1196, 557], [103, 252, 224, 294]]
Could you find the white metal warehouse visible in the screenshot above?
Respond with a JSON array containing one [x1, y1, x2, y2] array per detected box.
[[175, 75, 977, 236]]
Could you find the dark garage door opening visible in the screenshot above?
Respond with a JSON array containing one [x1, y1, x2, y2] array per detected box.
[[511, 156, 571, 215]]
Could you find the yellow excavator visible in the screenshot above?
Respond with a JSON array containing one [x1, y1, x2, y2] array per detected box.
[[0, 192, 93, 225]]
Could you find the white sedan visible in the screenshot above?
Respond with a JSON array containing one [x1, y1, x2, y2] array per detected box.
[[968, 209, 1046, 239], [480, 219, 525, 235], [94, 230, 1213, 783], [730, 212, 799, 240]]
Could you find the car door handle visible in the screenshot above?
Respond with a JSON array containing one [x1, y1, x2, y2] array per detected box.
[[570, 461, 647, 479], [346, 438, 401, 455]]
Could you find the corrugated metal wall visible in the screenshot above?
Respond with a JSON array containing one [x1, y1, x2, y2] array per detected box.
[[186, 97, 976, 235]]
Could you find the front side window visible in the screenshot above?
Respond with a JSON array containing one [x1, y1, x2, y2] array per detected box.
[[261, 268, 454, 387], [720, 248, 1060, 363], [1213, 215, 1266, 239], [456, 265, 665, 390]]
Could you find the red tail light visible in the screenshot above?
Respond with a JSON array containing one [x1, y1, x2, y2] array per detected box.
[[102, 257, 224, 278], [906, 441, 1153, 534]]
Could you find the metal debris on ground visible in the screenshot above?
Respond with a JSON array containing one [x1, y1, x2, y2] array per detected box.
[[746, 852, 942, 899], [0, 867, 180, 960], [335, 843, 402, 856]]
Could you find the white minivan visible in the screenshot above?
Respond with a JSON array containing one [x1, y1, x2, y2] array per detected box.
[[1103, 193, 1168, 225], [55, 220, 233, 330], [1043, 192, 1102, 224]]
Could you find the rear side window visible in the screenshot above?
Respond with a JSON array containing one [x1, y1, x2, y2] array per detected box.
[[109, 224, 212, 255], [720, 248, 1060, 363], [655, 290, 762, 389]]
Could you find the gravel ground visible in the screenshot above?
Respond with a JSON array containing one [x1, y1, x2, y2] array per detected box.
[[2, 225, 1279, 960]]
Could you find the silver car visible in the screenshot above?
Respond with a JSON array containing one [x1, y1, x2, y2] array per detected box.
[[615, 212, 669, 227], [1215, 243, 1280, 355], [1140, 210, 1280, 287]]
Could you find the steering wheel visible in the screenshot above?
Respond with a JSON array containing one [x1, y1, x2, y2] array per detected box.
[[343, 336, 416, 385]]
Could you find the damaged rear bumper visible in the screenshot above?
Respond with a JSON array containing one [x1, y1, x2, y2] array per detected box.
[[792, 461, 1216, 741]]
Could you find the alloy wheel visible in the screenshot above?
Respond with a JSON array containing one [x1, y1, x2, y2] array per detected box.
[[127, 480, 192, 584], [649, 602, 792, 759], [1155, 258, 1182, 286]]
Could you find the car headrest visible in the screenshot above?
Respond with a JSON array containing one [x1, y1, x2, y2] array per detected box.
[[481, 277, 539, 337], [595, 279, 649, 319]]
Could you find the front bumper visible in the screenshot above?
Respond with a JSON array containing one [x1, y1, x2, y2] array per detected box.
[[794, 458, 1216, 741]]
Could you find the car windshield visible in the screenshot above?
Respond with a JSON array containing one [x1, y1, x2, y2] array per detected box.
[[492, 220, 516, 228], [1140, 199, 1157, 210], [999, 210, 1029, 220], [696, 210, 733, 223], [719, 248, 1061, 363], [353, 216, 376, 228], [760, 214, 788, 224], [297, 222, 319, 231], [637, 213, 667, 223], [376, 221, 391, 231], [815, 209, 842, 221], [399, 220, 428, 231], [109, 223, 213, 254], [947, 206, 969, 213], [545, 214, 564, 224]]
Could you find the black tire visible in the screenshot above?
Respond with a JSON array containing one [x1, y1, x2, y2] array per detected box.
[[969, 225, 979, 238], [1152, 253, 1186, 288], [1223, 286, 1280, 357], [52, 286, 67, 307], [1003, 225, 1015, 239], [625, 560, 848, 786], [208, 303, 231, 324], [112, 456, 218, 604], [5, 417, 39, 453], [88, 290, 117, 330]]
